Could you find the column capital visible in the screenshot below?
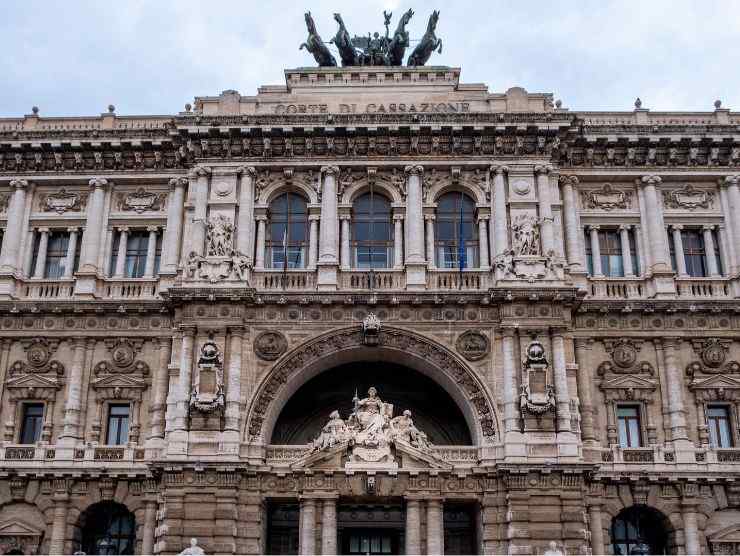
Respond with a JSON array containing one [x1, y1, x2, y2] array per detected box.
[[490, 164, 508, 175], [37, 227, 50, 234], [724, 175, 740, 186], [640, 174, 662, 187], [549, 326, 568, 339], [179, 324, 197, 336], [670, 224, 684, 231], [404, 164, 424, 176], [500, 325, 518, 338], [702, 224, 716, 232], [423, 214, 435, 222], [477, 213, 491, 222], [168, 177, 189, 190], [146, 225, 159, 233], [321, 165, 340, 176], [534, 164, 553, 175], [227, 325, 246, 337], [618, 224, 632, 231], [587, 224, 601, 232], [189, 165, 211, 178], [255, 214, 268, 222], [66, 226, 79, 233], [558, 174, 579, 186], [117, 226, 130, 233], [236, 165, 257, 177], [88, 177, 109, 190], [9, 178, 30, 190], [574, 337, 595, 350]]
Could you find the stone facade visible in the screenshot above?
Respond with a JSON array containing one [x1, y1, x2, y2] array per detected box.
[[0, 65, 738, 554]]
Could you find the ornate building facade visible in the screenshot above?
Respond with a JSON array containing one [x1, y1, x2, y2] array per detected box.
[[0, 64, 739, 555]]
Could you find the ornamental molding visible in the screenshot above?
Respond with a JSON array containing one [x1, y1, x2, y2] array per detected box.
[[598, 373, 657, 403], [597, 338, 655, 376], [580, 183, 632, 210], [8, 338, 65, 377], [456, 330, 490, 361], [190, 338, 225, 414], [519, 340, 556, 416], [662, 184, 714, 210], [116, 187, 167, 213], [94, 338, 149, 376], [38, 188, 87, 214], [247, 326, 497, 443], [688, 374, 740, 402], [254, 331, 288, 361]]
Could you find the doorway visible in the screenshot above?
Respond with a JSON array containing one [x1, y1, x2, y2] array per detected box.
[[338, 503, 405, 556]]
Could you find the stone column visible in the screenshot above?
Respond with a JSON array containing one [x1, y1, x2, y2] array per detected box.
[[190, 166, 211, 257], [551, 330, 572, 432], [660, 338, 689, 442], [174, 326, 196, 434], [48, 491, 69, 555], [299, 497, 316, 555], [560, 175, 586, 272], [634, 224, 647, 276], [63, 227, 79, 278], [32, 228, 50, 279], [404, 165, 425, 264], [394, 214, 405, 268], [574, 338, 597, 444], [535, 164, 555, 255], [0, 179, 29, 273], [236, 166, 256, 260], [640, 175, 671, 273], [588, 226, 603, 276], [619, 225, 634, 277], [254, 216, 267, 269], [141, 498, 158, 556], [78, 178, 108, 274], [405, 498, 422, 555], [59, 339, 87, 444], [671, 225, 687, 276], [703, 225, 720, 276], [426, 498, 444, 555], [317, 166, 339, 289], [588, 502, 605, 556], [425, 214, 436, 269], [308, 214, 320, 269], [682, 504, 701, 556], [162, 177, 187, 273], [321, 497, 337, 555], [143, 226, 159, 278], [478, 214, 490, 270], [491, 165, 509, 258], [223, 326, 243, 452], [720, 177, 738, 273], [501, 327, 519, 434], [22, 228, 36, 278], [340, 214, 351, 270], [147, 337, 172, 443], [113, 227, 129, 278]]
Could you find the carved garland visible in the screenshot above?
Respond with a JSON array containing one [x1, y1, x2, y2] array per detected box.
[[246, 327, 497, 442]]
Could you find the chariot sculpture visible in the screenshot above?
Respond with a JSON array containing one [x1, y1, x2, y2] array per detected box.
[[300, 10, 442, 67]]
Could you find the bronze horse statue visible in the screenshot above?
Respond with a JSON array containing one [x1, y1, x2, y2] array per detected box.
[[299, 12, 337, 67], [386, 8, 414, 66], [330, 13, 357, 66], [407, 10, 443, 66]]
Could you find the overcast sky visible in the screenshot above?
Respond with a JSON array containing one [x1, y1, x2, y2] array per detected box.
[[1, 0, 738, 117]]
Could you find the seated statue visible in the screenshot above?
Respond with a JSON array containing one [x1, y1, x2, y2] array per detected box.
[[312, 410, 348, 451], [391, 409, 431, 450], [348, 387, 392, 447], [179, 538, 205, 555]]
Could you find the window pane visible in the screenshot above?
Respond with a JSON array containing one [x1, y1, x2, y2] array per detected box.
[[618, 421, 629, 448], [20, 403, 44, 444], [627, 419, 641, 447]]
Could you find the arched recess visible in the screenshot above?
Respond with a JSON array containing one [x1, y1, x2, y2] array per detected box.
[[341, 178, 403, 206], [259, 179, 318, 206], [610, 505, 676, 555], [77, 501, 136, 555], [244, 326, 498, 446], [427, 179, 487, 206]]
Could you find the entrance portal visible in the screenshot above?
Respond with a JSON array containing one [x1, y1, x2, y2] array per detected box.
[[338, 503, 404, 556]]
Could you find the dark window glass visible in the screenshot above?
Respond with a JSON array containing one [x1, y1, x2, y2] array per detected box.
[[106, 404, 130, 446], [267, 193, 308, 269], [599, 230, 624, 277], [352, 191, 393, 269], [19, 403, 44, 444], [681, 229, 707, 277], [708, 405, 732, 448], [584, 228, 594, 276], [153, 232, 162, 275], [629, 228, 639, 275], [435, 192, 478, 269], [617, 405, 642, 448], [713, 229, 723, 276], [45, 231, 70, 279], [81, 502, 136, 555], [110, 230, 150, 278], [611, 506, 670, 556]]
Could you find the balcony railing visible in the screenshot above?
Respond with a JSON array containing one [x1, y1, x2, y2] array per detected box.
[[340, 270, 405, 290], [22, 278, 75, 299], [101, 278, 160, 299], [427, 269, 491, 290], [587, 277, 646, 300], [255, 270, 317, 291], [676, 277, 731, 299]]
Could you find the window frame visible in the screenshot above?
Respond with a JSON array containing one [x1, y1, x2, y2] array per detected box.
[[616, 404, 643, 449], [434, 191, 479, 270], [105, 402, 131, 446], [707, 404, 733, 448], [351, 189, 393, 270], [18, 402, 45, 445], [266, 192, 309, 270]]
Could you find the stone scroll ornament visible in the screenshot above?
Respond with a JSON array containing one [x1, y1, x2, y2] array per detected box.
[[300, 9, 442, 67], [311, 387, 432, 465], [189, 338, 225, 414]]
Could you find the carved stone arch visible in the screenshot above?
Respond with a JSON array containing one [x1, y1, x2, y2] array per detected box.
[[244, 326, 499, 446], [429, 180, 486, 206], [260, 179, 318, 206], [342, 178, 402, 205]]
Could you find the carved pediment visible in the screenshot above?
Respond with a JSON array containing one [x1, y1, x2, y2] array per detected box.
[[394, 439, 452, 471], [689, 374, 740, 402], [599, 374, 657, 402], [0, 520, 43, 537], [91, 373, 148, 400], [5, 372, 62, 400], [710, 524, 740, 543], [291, 441, 349, 470]]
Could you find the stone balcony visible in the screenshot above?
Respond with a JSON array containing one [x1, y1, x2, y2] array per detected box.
[[585, 276, 736, 301], [15, 276, 166, 301]]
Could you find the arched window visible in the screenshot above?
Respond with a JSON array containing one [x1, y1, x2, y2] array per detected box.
[[80, 501, 135, 555], [352, 191, 393, 269], [611, 506, 671, 555], [435, 192, 478, 269], [267, 192, 309, 269]]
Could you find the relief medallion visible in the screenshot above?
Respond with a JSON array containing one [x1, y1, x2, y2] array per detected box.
[[254, 331, 288, 361]]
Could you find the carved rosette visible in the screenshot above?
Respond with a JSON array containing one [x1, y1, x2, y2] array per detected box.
[[247, 327, 497, 443]]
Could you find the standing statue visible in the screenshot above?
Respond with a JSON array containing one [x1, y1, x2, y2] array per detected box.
[[407, 10, 443, 66], [299, 12, 337, 67], [330, 13, 357, 66], [386, 9, 414, 66]]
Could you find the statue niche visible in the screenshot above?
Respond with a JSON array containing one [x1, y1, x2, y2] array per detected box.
[[311, 387, 432, 471], [519, 340, 557, 432], [189, 338, 225, 430], [183, 214, 252, 284]]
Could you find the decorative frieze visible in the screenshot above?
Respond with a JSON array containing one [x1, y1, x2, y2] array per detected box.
[[580, 183, 632, 210], [38, 188, 87, 213], [662, 184, 714, 210], [116, 187, 167, 213]]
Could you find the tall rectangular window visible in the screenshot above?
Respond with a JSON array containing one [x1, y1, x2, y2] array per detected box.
[[617, 405, 642, 448], [585, 228, 634, 277], [682, 229, 707, 277], [708, 405, 732, 448], [106, 404, 130, 445], [111, 231, 150, 278], [713, 229, 724, 276], [19, 403, 44, 444]]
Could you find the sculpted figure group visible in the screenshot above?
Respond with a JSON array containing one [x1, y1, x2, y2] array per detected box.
[[312, 387, 431, 453], [301, 10, 442, 67]]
